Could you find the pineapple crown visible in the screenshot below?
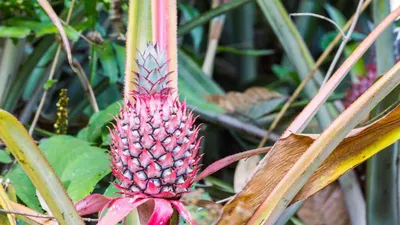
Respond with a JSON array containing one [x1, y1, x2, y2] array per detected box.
[[134, 43, 173, 95]]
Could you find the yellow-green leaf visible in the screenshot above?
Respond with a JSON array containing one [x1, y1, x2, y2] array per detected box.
[[0, 182, 15, 225], [0, 110, 84, 225]]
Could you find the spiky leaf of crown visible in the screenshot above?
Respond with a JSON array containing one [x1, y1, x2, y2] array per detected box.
[[135, 44, 172, 95]]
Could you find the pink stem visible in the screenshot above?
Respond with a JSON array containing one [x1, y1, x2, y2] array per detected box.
[[155, 0, 168, 50], [194, 147, 272, 182]]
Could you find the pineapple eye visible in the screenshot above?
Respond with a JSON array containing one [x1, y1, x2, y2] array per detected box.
[[123, 170, 133, 179], [150, 178, 161, 187], [172, 146, 181, 153], [162, 168, 172, 178], [136, 171, 147, 180], [176, 176, 185, 184], [174, 159, 184, 167]]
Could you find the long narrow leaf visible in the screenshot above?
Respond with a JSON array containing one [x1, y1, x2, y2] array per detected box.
[[0, 110, 84, 225], [124, 0, 140, 101]]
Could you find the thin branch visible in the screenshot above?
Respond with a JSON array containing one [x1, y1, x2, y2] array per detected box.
[[216, 196, 234, 204], [29, 0, 76, 135], [256, 0, 371, 147], [72, 59, 99, 112], [0, 209, 98, 222], [321, 0, 365, 85], [289, 13, 346, 39]]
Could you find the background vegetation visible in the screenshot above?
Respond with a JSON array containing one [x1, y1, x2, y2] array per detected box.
[[0, 0, 399, 224]]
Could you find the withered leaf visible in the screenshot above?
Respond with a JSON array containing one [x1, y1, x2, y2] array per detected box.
[[206, 87, 285, 119], [217, 105, 400, 224], [298, 182, 349, 225]]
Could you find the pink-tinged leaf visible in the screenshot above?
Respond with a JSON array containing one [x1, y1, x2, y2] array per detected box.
[[138, 200, 155, 225], [37, 0, 73, 64], [194, 147, 271, 182], [171, 200, 196, 225], [98, 198, 148, 225], [148, 199, 174, 225], [75, 194, 112, 216]]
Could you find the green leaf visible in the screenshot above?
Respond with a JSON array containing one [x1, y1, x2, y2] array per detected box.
[[178, 0, 251, 36], [43, 79, 57, 90], [178, 3, 204, 53], [0, 150, 12, 164], [112, 43, 126, 81], [320, 31, 366, 50], [84, 0, 98, 27], [23, 43, 58, 100], [319, 31, 337, 50], [104, 184, 120, 198], [290, 217, 306, 225], [6, 166, 42, 212], [35, 24, 80, 41], [178, 50, 223, 95], [217, 46, 275, 56], [7, 135, 110, 209], [6, 19, 51, 32], [95, 40, 119, 83], [40, 136, 110, 202], [77, 127, 89, 141], [344, 43, 366, 77], [324, 4, 347, 28], [61, 148, 110, 202], [178, 50, 224, 113], [0, 26, 31, 38], [271, 65, 300, 84], [87, 100, 121, 143]]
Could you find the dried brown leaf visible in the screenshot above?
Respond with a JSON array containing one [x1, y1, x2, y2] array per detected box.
[[217, 104, 400, 224], [234, 156, 260, 193], [206, 87, 284, 114], [298, 182, 350, 225]]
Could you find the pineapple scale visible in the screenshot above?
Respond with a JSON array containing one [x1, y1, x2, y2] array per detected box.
[[110, 93, 202, 198]]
